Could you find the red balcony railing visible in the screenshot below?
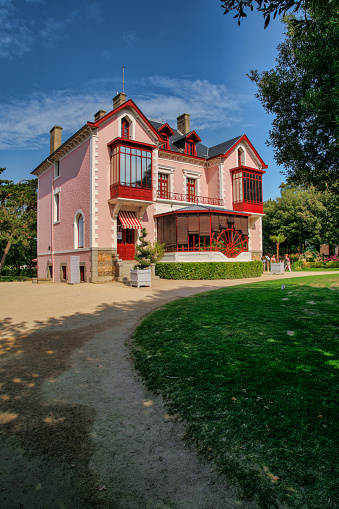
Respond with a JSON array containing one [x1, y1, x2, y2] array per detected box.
[[157, 190, 223, 207]]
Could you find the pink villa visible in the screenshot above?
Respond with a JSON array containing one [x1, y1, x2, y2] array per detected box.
[[31, 93, 267, 282]]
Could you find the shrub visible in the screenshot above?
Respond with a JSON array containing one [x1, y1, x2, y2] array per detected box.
[[1, 266, 37, 277], [291, 260, 305, 271], [155, 261, 263, 280]]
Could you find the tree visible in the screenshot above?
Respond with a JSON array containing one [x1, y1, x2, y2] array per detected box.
[[248, 6, 339, 193], [0, 169, 37, 274], [269, 233, 286, 261], [220, 0, 332, 29], [134, 228, 152, 269], [263, 184, 339, 255]]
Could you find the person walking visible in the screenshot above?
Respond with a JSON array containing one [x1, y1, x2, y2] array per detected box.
[[285, 254, 292, 272]]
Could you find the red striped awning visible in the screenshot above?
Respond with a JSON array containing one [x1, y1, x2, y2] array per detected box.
[[118, 211, 142, 229]]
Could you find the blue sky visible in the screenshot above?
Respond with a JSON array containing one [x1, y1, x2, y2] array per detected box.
[[0, 0, 287, 199]]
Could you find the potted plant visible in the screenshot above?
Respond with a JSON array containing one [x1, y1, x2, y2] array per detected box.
[[130, 228, 152, 287], [269, 233, 286, 274]]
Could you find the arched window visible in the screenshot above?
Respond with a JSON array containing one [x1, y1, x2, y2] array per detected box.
[[238, 148, 244, 167], [121, 118, 130, 139], [77, 213, 84, 248]]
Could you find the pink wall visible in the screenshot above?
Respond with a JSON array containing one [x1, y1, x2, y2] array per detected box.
[[52, 140, 90, 252], [37, 168, 53, 256]]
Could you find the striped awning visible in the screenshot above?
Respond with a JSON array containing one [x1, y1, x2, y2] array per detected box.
[[118, 211, 142, 229]]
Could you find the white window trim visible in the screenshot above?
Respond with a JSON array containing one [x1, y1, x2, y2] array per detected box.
[[118, 113, 135, 140], [183, 169, 201, 196], [73, 209, 85, 249], [236, 145, 246, 166], [54, 160, 60, 180], [158, 165, 175, 193], [53, 188, 60, 224]]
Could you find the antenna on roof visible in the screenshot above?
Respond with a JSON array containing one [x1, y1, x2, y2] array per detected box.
[[123, 66, 125, 93]]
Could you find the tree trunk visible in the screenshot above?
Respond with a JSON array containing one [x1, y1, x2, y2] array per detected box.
[[0, 238, 12, 275], [277, 242, 280, 262]]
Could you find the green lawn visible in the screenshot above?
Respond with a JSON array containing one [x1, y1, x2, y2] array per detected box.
[[132, 275, 339, 509]]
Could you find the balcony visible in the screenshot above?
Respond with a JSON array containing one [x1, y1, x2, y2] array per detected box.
[[110, 184, 153, 202], [157, 190, 223, 207]]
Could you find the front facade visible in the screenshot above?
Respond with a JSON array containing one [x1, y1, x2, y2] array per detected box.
[[32, 93, 267, 282]]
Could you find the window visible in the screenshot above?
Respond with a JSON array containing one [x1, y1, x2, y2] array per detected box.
[[112, 145, 152, 189], [54, 192, 60, 222], [77, 213, 84, 248], [121, 118, 130, 139], [158, 173, 169, 198], [186, 141, 195, 156], [60, 264, 67, 282], [243, 172, 262, 203], [54, 160, 60, 179], [187, 178, 196, 202], [237, 148, 244, 167], [233, 171, 262, 204]]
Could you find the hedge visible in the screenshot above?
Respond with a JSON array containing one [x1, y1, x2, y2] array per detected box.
[[1, 266, 37, 277], [155, 261, 263, 280], [304, 261, 339, 269]]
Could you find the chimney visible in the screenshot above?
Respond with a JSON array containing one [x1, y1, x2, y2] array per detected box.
[[94, 109, 106, 121], [113, 92, 126, 110], [177, 113, 190, 135], [50, 126, 63, 154]]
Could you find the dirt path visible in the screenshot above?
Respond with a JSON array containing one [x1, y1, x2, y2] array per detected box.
[[0, 272, 336, 508]]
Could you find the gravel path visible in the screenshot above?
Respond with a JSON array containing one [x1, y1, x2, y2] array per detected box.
[[0, 272, 335, 508]]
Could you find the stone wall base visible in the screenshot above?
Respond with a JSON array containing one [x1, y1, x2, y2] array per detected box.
[[250, 251, 262, 261]]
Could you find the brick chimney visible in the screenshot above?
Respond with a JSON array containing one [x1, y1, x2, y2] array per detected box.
[[113, 92, 126, 110], [177, 113, 190, 135], [50, 126, 63, 154], [94, 109, 106, 121]]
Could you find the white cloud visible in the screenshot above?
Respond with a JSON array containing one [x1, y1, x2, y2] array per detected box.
[[0, 0, 33, 57], [123, 30, 138, 48], [136, 76, 250, 132], [0, 76, 252, 150]]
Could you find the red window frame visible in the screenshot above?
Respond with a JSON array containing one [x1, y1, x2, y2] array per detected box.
[[186, 178, 196, 202], [121, 118, 130, 139], [112, 144, 152, 189], [186, 141, 195, 155], [233, 171, 262, 204], [158, 173, 169, 198]]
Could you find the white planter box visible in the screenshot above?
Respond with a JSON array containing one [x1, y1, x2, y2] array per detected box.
[[130, 267, 152, 287], [271, 261, 285, 274]]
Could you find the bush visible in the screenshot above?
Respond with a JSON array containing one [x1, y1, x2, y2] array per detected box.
[[1, 266, 37, 277], [291, 260, 305, 271], [291, 260, 339, 270], [155, 261, 263, 280]]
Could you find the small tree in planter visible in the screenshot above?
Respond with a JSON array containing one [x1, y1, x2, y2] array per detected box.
[[134, 228, 152, 269], [269, 233, 287, 274], [269, 233, 286, 262], [130, 228, 152, 287]]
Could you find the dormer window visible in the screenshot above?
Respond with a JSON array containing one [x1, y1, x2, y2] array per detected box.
[[157, 123, 175, 151], [160, 133, 169, 150], [121, 118, 130, 139], [184, 131, 201, 156], [187, 141, 195, 156]]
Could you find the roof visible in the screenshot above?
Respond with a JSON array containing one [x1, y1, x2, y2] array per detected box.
[[149, 119, 256, 163], [155, 204, 250, 217]]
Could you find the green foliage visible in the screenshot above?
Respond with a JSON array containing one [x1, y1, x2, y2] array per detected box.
[[149, 241, 165, 264], [132, 275, 339, 508], [0, 266, 37, 277], [0, 168, 37, 274], [156, 261, 263, 279], [220, 0, 328, 30], [134, 228, 152, 269], [263, 185, 339, 254], [248, 5, 339, 193]]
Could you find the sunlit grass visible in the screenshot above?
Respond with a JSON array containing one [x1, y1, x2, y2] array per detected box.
[[132, 275, 339, 509]]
